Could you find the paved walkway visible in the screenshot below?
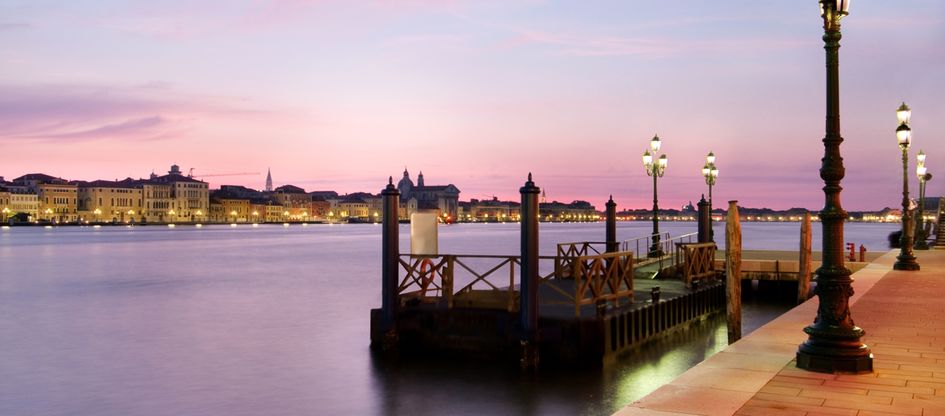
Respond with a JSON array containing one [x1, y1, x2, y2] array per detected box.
[[616, 249, 945, 416]]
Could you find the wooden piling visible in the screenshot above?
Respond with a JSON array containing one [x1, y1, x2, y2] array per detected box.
[[798, 212, 813, 304], [725, 200, 742, 344]]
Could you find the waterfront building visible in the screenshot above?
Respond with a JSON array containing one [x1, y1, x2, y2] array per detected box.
[[75, 180, 144, 223], [266, 203, 284, 223], [209, 188, 255, 223], [9, 191, 39, 222], [138, 179, 174, 223], [309, 191, 339, 200], [148, 165, 209, 223], [208, 200, 225, 223], [466, 197, 519, 222], [221, 198, 250, 223], [12, 174, 78, 223], [273, 185, 310, 208], [0, 186, 10, 222], [310, 197, 332, 221], [336, 194, 372, 221], [396, 169, 460, 220], [540, 200, 598, 222]]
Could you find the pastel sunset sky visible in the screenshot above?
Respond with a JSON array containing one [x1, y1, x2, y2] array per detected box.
[[1, 1, 943, 210]]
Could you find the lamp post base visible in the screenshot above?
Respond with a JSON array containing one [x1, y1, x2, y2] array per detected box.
[[797, 327, 873, 374], [648, 245, 664, 258], [893, 257, 920, 271]]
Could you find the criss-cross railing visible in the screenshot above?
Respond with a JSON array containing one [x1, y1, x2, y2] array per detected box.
[[397, 249, 633, 317], [397, 255, 454, 307], [569, 251, 634, 316], [555, 241, 606, 278]]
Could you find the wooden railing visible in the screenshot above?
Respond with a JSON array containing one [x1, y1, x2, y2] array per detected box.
[[555, 241, 606, 278], [539, 250, 635, 317], [679, 243, 716, 287], [452, 255, 519, 312], [397, 255, 454, 307], [573, 251, 634, 316], [397, 250, 634, 317]]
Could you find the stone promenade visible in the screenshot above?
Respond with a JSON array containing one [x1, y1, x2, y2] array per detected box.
[[616, 249, 945, 416]]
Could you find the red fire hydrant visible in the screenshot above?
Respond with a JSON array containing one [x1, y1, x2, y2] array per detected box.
[[846, 242, 856, 262], [859, 245, 867, 262]]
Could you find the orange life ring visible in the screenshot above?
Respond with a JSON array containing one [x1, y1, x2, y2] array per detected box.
[[419, 258, 436, 297]]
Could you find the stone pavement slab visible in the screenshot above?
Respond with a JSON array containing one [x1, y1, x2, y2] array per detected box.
[[615, 250, 945, 416]]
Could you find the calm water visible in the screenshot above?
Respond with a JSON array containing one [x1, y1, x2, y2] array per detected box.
[[0, 222, 899, 416]]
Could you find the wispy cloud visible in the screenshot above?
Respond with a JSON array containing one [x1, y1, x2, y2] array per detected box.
[[0, 22, 30, 31], [0, 83, 271, 143]]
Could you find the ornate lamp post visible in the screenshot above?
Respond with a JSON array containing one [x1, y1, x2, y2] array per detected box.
[[702, 152, 719, 209], [796, 0, 873, 374], [893, 103, 920, 270], [915, 152, 931, 249], [702, 152, 718, 243], [642, 134, 667, 258]]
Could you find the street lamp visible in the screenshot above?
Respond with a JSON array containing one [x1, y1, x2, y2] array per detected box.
[[797, 0, 872, 374], [915, 151, 931, 250], [702, 152, 719, 209], [93, 208, 101, 224], [230, 210, 238, 223], [252, 210, 259, 224], [893, 103, 919, 270], [1, 207, 9, 222], [642, 134, 667, 258]]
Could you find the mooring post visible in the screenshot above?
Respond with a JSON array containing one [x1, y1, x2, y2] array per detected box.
[[798, 212, 813, 305], [606, 196, 617, 253], [725, 200, 742, 344], [698, 195, 711, 243], [381, 177, 400, 342], [520, 173, 540, 369]]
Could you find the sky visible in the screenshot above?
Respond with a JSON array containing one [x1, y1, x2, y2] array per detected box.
[[1, 0, 944, 211]]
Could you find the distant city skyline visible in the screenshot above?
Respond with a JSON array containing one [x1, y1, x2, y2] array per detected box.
[[2, 1, 943, 210]]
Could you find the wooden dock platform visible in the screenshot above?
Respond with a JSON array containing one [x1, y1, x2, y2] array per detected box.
[[371, 244, 727, 367]]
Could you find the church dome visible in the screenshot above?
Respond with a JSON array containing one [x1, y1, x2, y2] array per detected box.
[[397, 169, 414, 194]]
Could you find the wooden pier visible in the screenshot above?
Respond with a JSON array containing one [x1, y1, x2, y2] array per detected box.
[[370, 175, 726, 367]]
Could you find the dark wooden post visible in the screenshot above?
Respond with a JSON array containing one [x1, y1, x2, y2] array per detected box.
[[606, 196, 617, 253], [698, 195, 711, 243], [725, 200, 742, 344], [798, 212, 813, 304], [381, 177, 400, 335], [520, 173, 540, 369]]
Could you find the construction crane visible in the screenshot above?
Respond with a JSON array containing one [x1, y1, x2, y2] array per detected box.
[[187, 168, 261, 178]]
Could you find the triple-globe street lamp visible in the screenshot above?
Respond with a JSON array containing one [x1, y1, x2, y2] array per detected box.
[[701, 152, 718, 209], [915, 151, 932, 250], [893, 103, 920, 270], [642, 134, 667, 258], [796, 0, 873, 374], [702, 152, 718, 242]]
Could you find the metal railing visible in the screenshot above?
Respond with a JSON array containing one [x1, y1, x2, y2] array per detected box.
[[620, 232, 670, 260]]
